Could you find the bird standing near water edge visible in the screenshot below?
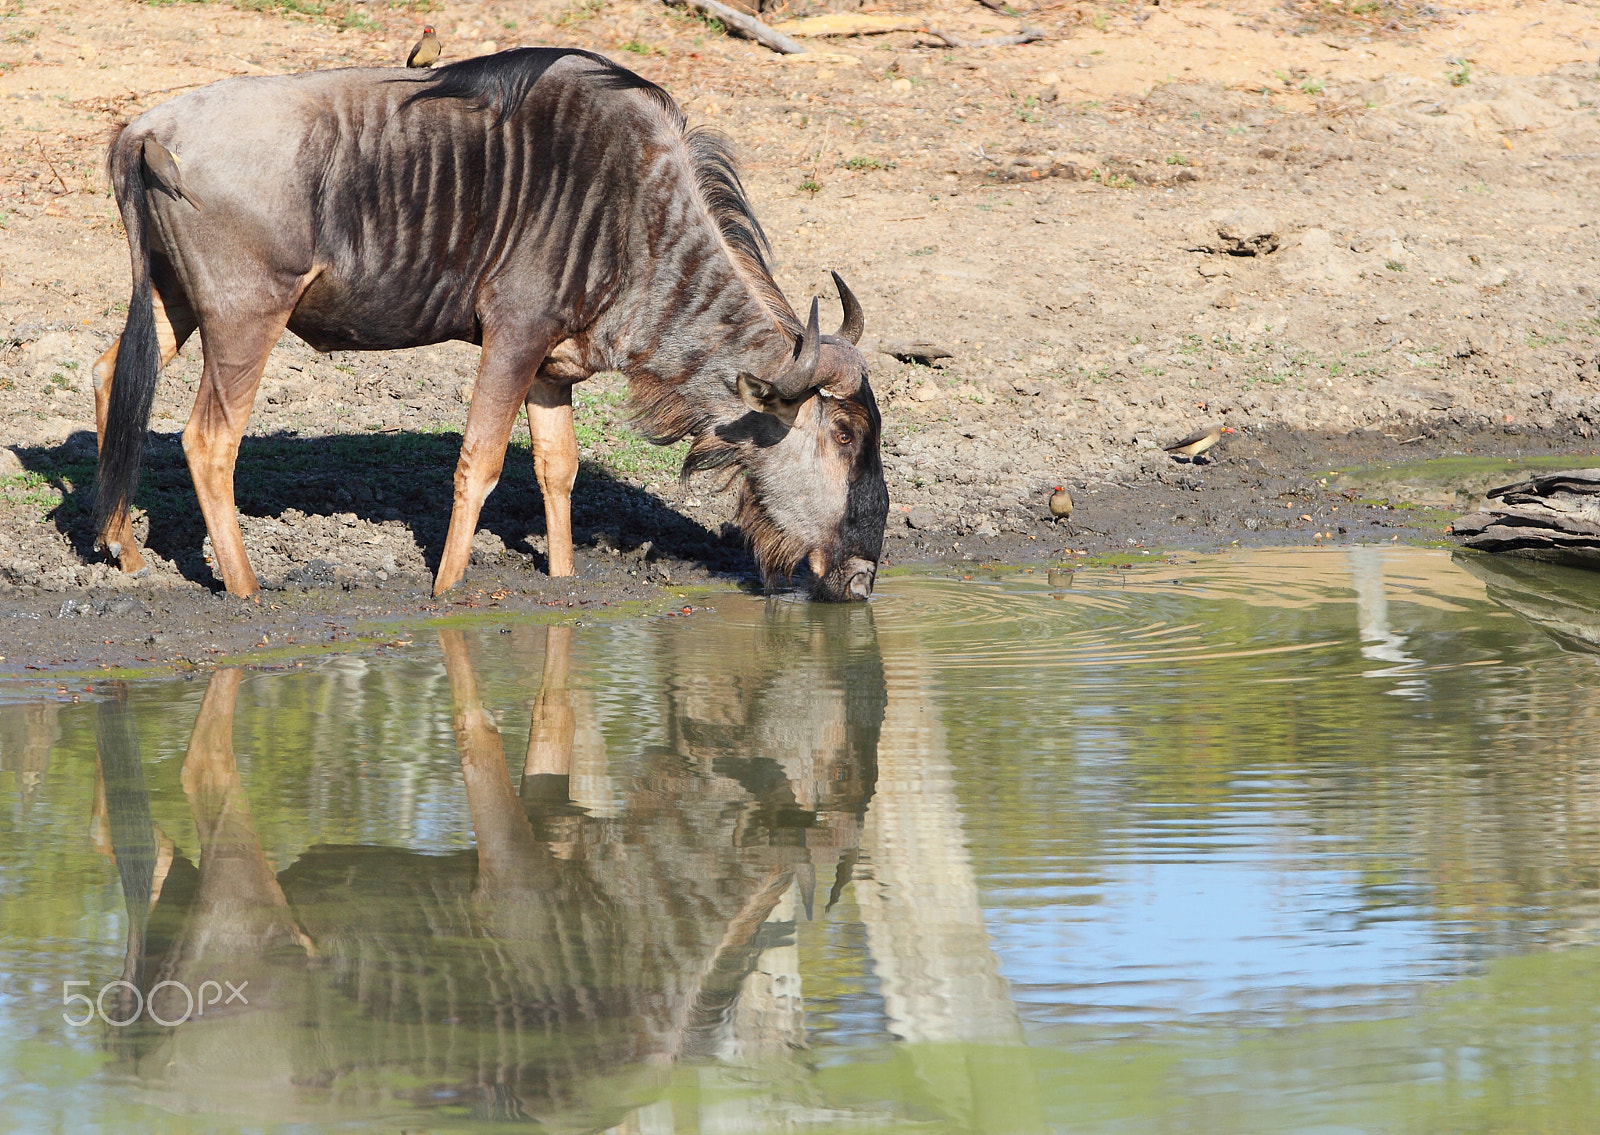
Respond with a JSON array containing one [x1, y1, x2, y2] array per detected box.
[[1164, 426, 1233, 462], [407, 26, 441, 68], [1049, 486, 1073, 522]]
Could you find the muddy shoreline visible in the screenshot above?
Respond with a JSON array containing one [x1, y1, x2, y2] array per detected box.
[[2, 421, 1590, 679]]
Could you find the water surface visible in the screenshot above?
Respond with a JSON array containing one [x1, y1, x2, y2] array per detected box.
[[4, 547, 1600, 1133]]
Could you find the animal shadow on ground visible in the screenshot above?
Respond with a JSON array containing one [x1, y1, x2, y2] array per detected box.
[[16, 429, 759, 591]]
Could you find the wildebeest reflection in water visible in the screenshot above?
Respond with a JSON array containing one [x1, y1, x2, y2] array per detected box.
[[95, 604, 884, 1128]]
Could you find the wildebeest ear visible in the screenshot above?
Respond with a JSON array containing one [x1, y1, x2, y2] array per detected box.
[[737, 371, 804, 429]]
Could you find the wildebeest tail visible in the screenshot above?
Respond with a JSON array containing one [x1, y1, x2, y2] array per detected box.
[[94, 134, 162, 543]]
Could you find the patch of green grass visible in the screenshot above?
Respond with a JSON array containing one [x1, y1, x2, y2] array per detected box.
[[554, 0, 603, 27], [1094, 169, 1145, 188], [1385, 259, 1405, 272], [619, 38, 656, 55], [1299, 76, 1324, 94], [845, 155, 883, 170], [1166, 153, 1189, 166], [1, 458, 93, 520], [1448, 58, 1471, 86], [797, 178, 821, 194], [1527, 332, 1568, 347], [573, 379, 687, 479], [910, 245, 936, 256]]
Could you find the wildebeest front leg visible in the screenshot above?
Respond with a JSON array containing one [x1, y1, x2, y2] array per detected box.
[[434, 338, 552, 595], [91, 285, 198, 573], [526, 379, 578, 578], [183, 314, 290, 598]]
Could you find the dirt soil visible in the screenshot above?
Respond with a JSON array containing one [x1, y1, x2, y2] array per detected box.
[[4, 0, 1600, 674]]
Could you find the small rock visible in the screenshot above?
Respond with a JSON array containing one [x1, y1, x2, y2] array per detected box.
[[0, 448, 23, 476], [458, 382, 475, 404], [906, 505, 939, 531], [470, 529, 507, 565], [881, 341, 954, 365], [1215, 206, 1280, 256], [911, 382, 941, 403], [1209, 287, 1236, 310]]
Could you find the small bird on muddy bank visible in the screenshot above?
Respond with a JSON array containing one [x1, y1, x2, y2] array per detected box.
[[1164, 425, 1233, 461], [406, 25, 441, 68], [1048, 486, 1074, 522]]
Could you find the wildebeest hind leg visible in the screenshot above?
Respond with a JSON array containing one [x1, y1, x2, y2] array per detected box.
[[526, 380, 578, 578], [182, 313, 289, 598], [92, 285, 197, 572], [434, 336, 553, 596]]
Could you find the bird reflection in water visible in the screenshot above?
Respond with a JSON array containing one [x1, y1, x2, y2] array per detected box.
[[94, 603, 885, 1128]]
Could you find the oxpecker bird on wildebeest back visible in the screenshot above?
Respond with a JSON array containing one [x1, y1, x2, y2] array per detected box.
[[91, 48, 888, 601]]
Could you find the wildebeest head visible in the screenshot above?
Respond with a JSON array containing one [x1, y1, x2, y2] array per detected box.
[[705, 274, 888, 602]]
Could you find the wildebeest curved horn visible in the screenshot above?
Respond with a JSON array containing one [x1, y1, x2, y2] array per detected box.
[[831, 270, 863, 344], [775, 297, 822, 397]]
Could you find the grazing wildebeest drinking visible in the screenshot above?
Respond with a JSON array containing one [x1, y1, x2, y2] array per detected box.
[[93, 48, 888, 600]]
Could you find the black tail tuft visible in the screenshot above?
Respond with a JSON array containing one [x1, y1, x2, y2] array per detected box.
[[93, 138, 163, 546]]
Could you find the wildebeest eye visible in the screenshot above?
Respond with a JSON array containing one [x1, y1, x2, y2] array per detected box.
[[834, 428, 855, 446]]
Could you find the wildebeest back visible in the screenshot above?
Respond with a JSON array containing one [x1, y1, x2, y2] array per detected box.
[[125, 50, 673, 352]]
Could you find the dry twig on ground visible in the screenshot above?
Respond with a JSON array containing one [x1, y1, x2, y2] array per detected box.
[[662, 0, 807, 54]]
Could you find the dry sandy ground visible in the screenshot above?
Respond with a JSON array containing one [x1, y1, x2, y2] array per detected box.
[[3, 0, 1600, 669]]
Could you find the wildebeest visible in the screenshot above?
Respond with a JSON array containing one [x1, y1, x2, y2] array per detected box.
[[93, 48, 888, 601]]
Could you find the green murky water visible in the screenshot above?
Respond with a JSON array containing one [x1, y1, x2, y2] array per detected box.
[[4, 547, 1600, 1134]]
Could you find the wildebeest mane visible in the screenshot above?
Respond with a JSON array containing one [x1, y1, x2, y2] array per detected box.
[[683, 127, 795, 334], [400, 46, 676, 125], [627, 128, 798, 468]]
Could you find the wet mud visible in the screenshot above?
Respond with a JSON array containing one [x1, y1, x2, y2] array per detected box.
[[2, 422, 1591, 677]]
